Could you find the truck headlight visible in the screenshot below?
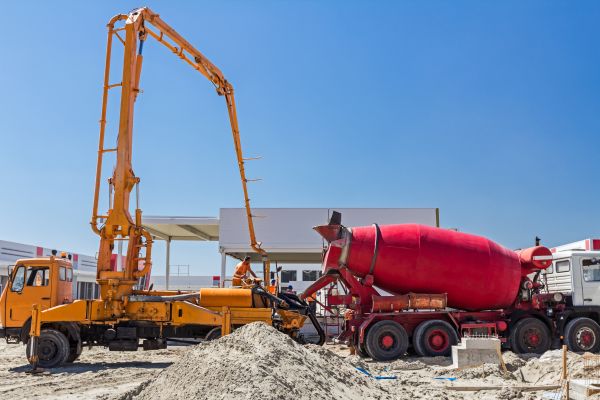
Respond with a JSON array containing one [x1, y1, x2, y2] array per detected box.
[[553, 293, 563, 302]]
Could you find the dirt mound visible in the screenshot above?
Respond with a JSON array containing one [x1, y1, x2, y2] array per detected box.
[[112, 326, 591, 400], [439, 363, 515, 381], [123, 323, 394, 400], [518, 350, 585, 385]]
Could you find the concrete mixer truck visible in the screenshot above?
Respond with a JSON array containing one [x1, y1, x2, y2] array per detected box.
[[301, 211, 600, 361]]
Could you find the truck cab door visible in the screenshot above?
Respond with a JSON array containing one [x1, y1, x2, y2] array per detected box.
[[579, 257, 600, 306], [5, 265, 52, 327]]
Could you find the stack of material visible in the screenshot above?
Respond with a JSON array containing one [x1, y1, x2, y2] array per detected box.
[[124, 322, 393, 400]]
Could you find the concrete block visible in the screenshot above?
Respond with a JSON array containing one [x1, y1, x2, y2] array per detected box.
[[568, 379, 600, 400], [461, 337, 501, 350], [451, 338, 501, 369]]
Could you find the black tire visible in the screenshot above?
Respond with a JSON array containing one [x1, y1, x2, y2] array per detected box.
[[564, 317, 600, 353], [65, 341, 82, 363], [354, 337, 370, 358], [26, 329, 70, 368], [205, 327, 221, 341], [413, 320, 458, 357], [365, 320, 408, 361], [509, 318, 551, 354], [355, 345, 369, 358]]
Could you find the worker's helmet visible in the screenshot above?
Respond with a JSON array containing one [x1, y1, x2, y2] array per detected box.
[[270, 279, 276, 285], [288, 285, 293, 290]]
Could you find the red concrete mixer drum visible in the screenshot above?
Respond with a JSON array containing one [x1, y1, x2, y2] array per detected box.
[[317, 223, 552, 311]]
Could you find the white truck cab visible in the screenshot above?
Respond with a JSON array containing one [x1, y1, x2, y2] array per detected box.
[[544, 238, 600, 306]]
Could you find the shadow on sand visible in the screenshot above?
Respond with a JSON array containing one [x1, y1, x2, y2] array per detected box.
[[10, 361, 173, 374]]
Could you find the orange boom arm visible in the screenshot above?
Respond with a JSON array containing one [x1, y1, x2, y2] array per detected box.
[[91, 7, 269, 304]]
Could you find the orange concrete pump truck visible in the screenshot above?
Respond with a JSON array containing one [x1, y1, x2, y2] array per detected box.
[[0, 7, 324, 369]]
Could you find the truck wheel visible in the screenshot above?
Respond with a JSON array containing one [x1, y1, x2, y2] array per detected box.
[[365, 320, 408, 361], [413, 320, 458, 357], [65, 341, 82, 363], [26, 329, 70, 368], [205, 327, 221, 341], [564, 317, 600, 353], [355, 345, 369, 358], [353, 337, 370, 358], [510, 318, 551, 354]]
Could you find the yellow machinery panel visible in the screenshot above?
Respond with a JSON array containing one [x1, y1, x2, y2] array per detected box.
[[38, 300, 89, 322], [225, 307, 272, 325], [171, 302, 222, 326], [125, 302, 171, 322]]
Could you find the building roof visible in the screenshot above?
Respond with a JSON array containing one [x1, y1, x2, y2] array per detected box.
[[143, 208, 439, 263], [142, 216, 219, 241]]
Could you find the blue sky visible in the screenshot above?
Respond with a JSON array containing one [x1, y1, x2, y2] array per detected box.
[[1, 1, 599, 276]]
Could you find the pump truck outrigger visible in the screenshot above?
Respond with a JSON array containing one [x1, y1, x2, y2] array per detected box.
[[0, 7, 323, 369]]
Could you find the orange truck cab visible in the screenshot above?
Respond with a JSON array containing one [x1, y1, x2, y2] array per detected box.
[[0, 252, 73, 342]]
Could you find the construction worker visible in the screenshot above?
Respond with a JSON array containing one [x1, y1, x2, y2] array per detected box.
[[306, 291, 318, 313], [232, 256, 257, 286], [285, 284, 295, 294], [268, 278, 278, 295]]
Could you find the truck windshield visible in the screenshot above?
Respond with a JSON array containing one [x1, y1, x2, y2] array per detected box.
[[11, 266, 25, 292], [583, 260, 600, 282], [11, 266, 50, 292]]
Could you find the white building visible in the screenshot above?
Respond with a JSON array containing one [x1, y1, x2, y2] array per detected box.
[[144, 208, 440, 293]]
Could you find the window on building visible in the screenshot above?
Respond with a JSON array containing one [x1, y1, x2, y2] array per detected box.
[[0, 275, 5, 294], [302, 270, 321, 281], [77, 281, 99, 300], [135, 276, 147, 290], [555, 260, 570, 273], [280, 270, 297, 283]]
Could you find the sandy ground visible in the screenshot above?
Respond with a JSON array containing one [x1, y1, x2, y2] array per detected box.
[[0, 340, 186, 399], [0, 328, 594, 400]]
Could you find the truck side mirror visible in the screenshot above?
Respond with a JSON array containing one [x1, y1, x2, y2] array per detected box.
[[7, 265, 14, 281]]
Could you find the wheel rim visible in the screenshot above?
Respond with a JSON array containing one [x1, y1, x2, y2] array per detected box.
[[380, 334, 395, 349], [427, 329, 449, 352], [39, 338, 59, 362], [523, 327, 541, 349], [576, 327, 597, 351]]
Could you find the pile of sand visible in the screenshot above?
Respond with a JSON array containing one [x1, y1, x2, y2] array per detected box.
[[121, 323, 395, 400], [518, 350, 586, 385], [114, 324, 593, 400]]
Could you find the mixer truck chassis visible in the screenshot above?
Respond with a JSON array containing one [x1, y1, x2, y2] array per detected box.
[[307, 267, 600, 361]]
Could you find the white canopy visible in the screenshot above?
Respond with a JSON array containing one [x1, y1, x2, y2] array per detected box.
[[142, 208, 439, 289]]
